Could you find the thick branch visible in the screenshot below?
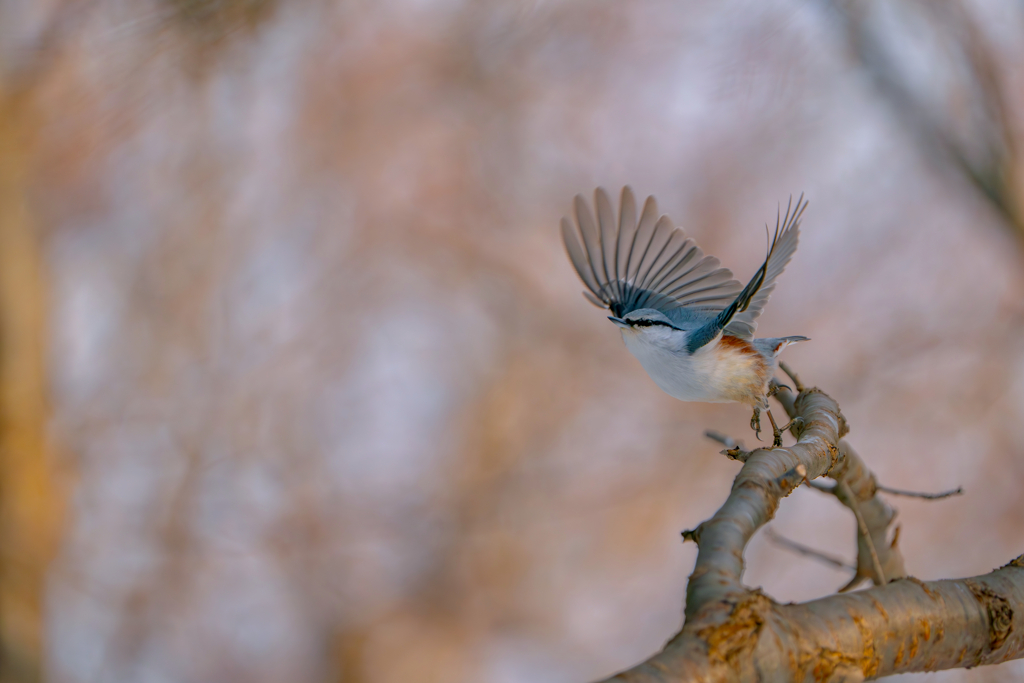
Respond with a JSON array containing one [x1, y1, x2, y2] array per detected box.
[[604, 560, 1024, 682], [595, 380, 1022, 681], [683, 389, 842, 621]]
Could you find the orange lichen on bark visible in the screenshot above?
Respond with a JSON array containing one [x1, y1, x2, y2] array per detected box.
[[868, 596, 890, 622], [697, 591, 771, 668], [903, 576, 941, 601], [852, 614, 880, 678]]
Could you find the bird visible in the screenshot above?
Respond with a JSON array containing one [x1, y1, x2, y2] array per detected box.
[[561, 186, 809, 447]]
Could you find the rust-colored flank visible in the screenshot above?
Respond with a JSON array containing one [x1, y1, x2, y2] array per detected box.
[[717, 335, 759, 357]]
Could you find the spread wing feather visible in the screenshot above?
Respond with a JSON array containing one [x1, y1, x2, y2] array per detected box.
[[687, 194, 807, 349], [562, 187, 806, 344], [722, 194, 806, 340], [562, 187, 743, 320]]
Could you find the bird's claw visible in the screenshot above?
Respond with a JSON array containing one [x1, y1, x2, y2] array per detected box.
[[780, 416, 805, 437], [750, 408, 762, 442], [767, 382, 792, 398], [764, 407, 784, 448]]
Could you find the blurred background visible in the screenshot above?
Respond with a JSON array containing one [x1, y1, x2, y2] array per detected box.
[[1, 1, 1023, 681]]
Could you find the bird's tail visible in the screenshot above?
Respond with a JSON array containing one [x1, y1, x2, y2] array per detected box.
[[756, 336, 809, 358]]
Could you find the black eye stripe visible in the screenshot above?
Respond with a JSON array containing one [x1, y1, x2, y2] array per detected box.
[[631, 319, 674, 328]]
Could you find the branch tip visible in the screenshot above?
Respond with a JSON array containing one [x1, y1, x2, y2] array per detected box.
[[681, 526, 702, 544], [705, 430, 750, 461], [721, 447, 750, 462], [876, 484, 964, 500], [778, 361, 804, 393], [775, 463, 809, 496]]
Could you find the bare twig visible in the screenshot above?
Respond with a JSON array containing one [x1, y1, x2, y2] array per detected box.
[[704, 430, 744, 451], [808, 472, 963, 503], [876, 483, 964, 500], [825, 0, 1024, 234], [778, 361, 804, 393], [704, 430, 750, 461], [806, 479, 835, 493], [836, 478, 886, 588], [764, 527, 855, 572]]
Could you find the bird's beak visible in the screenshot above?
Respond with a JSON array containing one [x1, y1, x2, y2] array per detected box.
[[608, 316, 630, 329]]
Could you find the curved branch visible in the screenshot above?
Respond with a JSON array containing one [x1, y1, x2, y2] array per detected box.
[[829, 440, 906, 592], [596, 379, 1023, 682], [606, 560, 1024, 683], [775, 367, 906, 592], [683, 389, 843, 621]]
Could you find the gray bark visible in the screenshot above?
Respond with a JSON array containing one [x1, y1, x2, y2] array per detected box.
[[596, 378, 1024, 682]]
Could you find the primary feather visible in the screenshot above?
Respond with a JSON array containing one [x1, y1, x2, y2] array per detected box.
[[561, 187, 806, 346]]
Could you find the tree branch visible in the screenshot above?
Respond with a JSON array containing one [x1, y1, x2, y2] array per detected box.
[[836, 477, 886, 589], [774, 376, 906, 593], [764, 527, 855, 572], [594, 378, 1024, 682], [876, 484, 963, 500], [681, 389, 842, 622]]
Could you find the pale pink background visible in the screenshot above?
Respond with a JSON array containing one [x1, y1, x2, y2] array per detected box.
[[3, 1, 1023, 681]]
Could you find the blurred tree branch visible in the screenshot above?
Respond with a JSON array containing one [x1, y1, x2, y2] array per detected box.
[[826, 0, 1024, 236], [0, 97, 63, 683], [0, 8, 81, 678], [595, 370, 1023, 682]]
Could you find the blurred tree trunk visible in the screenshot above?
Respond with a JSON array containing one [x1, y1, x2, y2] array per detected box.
[[0, 84, 64, 682]]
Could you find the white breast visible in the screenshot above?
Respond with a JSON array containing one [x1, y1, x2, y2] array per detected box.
[[620, 331, 767, 405]]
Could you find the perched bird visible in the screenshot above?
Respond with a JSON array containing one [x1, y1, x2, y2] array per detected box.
[[561, 187, 809, 447]]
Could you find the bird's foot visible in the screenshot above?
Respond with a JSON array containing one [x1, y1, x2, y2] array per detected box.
[[780, 416, 805, 438], [767, 381, 791, 398], [750, 407, 763, 442], [765, 408, 784, 448]]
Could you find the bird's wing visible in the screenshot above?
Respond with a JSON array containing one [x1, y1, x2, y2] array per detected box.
[[561, 187, 744, 319], [721, 194, 806, 340], [686, 194, 807, 351]]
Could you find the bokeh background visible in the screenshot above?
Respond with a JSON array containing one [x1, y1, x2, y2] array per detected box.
[[1, 1, 1024, 681]]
